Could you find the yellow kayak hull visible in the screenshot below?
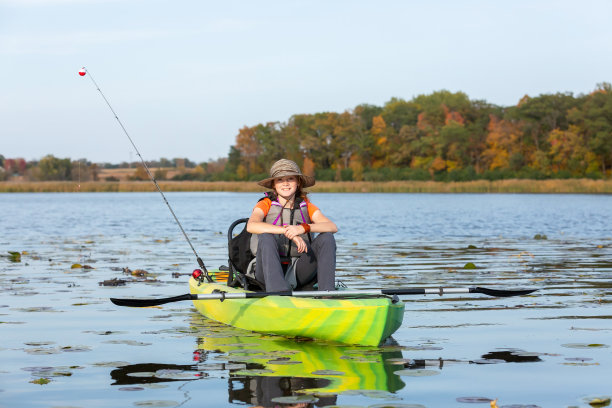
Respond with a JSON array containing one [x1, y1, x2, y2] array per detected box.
[[189, 272, 404, 346]]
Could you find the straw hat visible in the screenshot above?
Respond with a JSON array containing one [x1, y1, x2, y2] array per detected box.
[[257, 159, 315, 189]]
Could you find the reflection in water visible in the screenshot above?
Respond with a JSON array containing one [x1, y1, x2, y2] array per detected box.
[[480, 350, 543, 363], [109, 315, 407, 406], [193, 317, 406, 405], [108, 315, 548, 407], [111, 363, 200, 385]]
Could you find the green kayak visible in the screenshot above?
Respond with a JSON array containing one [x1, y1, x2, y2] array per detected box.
[[189, 270, 405, 346]]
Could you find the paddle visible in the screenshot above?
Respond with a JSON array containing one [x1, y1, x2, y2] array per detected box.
[[110, 286, 537, 308]]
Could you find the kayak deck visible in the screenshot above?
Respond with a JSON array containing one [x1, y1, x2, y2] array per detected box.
[[189, 271, 405, 346]]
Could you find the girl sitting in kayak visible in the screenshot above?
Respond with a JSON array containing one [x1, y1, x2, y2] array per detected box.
[[247, 159, 338, 292]]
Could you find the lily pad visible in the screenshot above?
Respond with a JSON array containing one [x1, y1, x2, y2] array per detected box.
[[311, 369, 345, 376], [8, 251, 21, 262], [271, 395, 319, 404], [24, 341, 55, 346], [498, 405, 541, 408], [233, 368, 275, 375], [394, 369, 440, 377], [24, 347, 61, 355], [456, 396, 494, 403], [561, 343, 609, 349], [127, 372, 157, 378], [104, 340, 152, 346], [587, 397, 611, 407], [30, 378, 51, 385], [92, 361, 130, 368], [155, 370, 198, 380], [60, 345, 92, 352], [133, 401, 179, 407]]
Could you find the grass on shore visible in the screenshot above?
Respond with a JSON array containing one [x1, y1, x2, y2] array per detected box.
[[1, 179, 612, 193]]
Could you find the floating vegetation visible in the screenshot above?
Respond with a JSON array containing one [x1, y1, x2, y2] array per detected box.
[[70, 263, 93, 269], [123, 267, 152, 277], [98, 278, 127, 287], [24, 347, 62, 355], [561, 343, 609, 349], [60, 345, 92, 353], [24, 341, 55, 346], [463, 262, 477, 269], [103, 340, 152, 346], [133, 401, 179, 407], [7, 251, 21, 262], [29, 378, 50, 385], [126, 372, 156, 378], [586, 397, 611, 407], [15, 306, 58, 313], [155, 369, 199, 380], [22, 366, 81, 378], [311, 370, 345, 376], [533, 234, 548, 240], [394, 369, 440, 377], [91, 361, 131, 368], [271, 395, 319, 404], [456, 396, 494, 403], [266, 359, 302, 365], [232, 368, 276, 375]]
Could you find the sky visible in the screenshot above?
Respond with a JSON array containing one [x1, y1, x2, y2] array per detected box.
[[1, 0, 611, 164]]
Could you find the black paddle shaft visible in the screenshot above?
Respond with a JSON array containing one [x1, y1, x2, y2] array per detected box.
[[110, 286, 537, 308]]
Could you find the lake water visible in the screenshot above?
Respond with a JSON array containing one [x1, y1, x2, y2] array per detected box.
[[1, 192, 611, 408]]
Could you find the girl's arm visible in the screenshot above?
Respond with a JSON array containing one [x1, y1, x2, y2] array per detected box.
[[283, 209, 338, 239], [308, 209, 338, 233]]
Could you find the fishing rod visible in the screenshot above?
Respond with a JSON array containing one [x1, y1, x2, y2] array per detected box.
[[79, 67, 213, 283]]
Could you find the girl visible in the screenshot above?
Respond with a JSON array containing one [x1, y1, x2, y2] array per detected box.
[[247, 159, 338, 291]]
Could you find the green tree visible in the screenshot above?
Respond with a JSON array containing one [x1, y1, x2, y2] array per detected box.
[[381, 98, 419, 131], [569, 83, 612, 176], [506, 92, 579, 153], [36, 155, 72, 181]]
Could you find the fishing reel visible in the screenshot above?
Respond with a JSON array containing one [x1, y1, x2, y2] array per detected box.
[[192, 269, 206, 286]]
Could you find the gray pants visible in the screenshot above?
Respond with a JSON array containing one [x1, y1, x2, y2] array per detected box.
[[255, 232, 336, 292]]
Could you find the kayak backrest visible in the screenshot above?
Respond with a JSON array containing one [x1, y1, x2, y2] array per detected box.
[[227, 218, 263, 290]]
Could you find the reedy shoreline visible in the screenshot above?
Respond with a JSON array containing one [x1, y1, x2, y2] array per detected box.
[[1, 179, 611, 193]]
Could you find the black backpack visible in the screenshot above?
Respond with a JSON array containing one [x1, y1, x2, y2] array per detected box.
[[227, 218, 258, 289]]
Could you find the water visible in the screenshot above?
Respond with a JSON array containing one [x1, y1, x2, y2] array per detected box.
[[1, 192, 611, 408]]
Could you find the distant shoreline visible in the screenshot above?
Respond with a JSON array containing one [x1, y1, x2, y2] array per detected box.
[[1, 179, 611, 193]]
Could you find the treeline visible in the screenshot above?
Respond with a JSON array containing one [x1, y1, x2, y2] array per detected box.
[[2, 83, 611, 182], [227, 83, 612, 182], [0, 155, 201, 182]]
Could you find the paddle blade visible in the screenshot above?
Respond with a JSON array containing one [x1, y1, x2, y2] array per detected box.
[[110, 293, 195, 307], [471, 287, 537, 297]]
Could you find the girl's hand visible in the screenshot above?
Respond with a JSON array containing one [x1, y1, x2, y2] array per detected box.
[[283, 224, 305, 240], [292, 236, 308, 253]]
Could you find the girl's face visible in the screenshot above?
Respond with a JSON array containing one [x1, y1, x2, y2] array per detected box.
[[274, 175, 299, 200]]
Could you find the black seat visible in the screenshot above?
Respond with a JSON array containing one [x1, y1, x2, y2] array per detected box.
[[227, 218, 264, 291]]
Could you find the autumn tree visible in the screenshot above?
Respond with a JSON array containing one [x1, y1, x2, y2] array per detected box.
[[569, 83, 612, 175]]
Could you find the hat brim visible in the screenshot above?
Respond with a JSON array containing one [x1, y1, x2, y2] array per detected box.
[[257, 173, 315, 189]]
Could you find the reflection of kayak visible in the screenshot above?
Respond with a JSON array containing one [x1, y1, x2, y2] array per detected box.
[[189, 270, 405, 346], [195, 322, 406, 395]]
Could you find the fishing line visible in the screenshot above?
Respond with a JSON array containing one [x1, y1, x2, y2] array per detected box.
[[80, 67, 212, 282]]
